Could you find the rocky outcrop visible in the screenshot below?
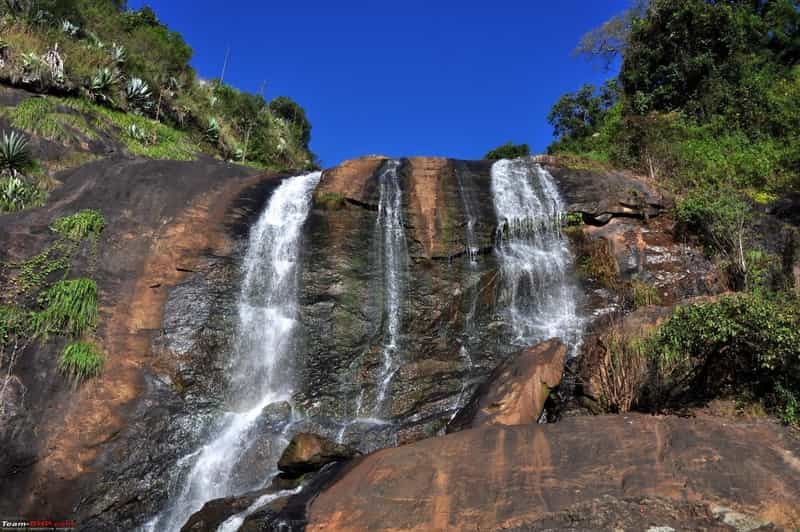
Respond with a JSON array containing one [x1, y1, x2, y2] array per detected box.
[[277, 433, 359, 476], [0, 154, 289, 529], [546, 163, 667, 225], [448, 339, 566, 431], [306, 414, 800, 531]]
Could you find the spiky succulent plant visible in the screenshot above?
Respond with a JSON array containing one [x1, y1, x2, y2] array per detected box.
[[88, 67, 119, 104], [110, 42, 126, 65], [126, 77, 152, 112], [60, 19, 79, 36], [0, 130, 30, 175], [205, 117, 220, 142], [0, 175, 43, 212]]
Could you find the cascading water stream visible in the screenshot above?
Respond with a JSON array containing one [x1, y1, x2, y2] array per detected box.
[[491, 158, 581, 348], [373, 159, 408, 416], [145, 171, 321, 532]]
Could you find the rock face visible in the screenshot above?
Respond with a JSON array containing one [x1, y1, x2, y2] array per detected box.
[[277, 433, 359, 476], [2, 152, 720, 530], [306, 414, 800, 531], [448, 338, 566, 431], [0, 154, 286, 529]]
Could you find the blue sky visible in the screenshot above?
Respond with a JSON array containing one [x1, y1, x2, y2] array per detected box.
[[128, 1, 628, 167]]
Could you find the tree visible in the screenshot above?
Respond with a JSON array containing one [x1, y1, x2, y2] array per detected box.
[[547, 80, 619, 141], [575, 0, 649, 69], [269, 96, 311, 148]]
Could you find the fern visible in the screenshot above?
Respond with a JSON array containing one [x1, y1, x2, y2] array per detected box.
[[35, 278, 98, 338], [51, 209, 105, 241]]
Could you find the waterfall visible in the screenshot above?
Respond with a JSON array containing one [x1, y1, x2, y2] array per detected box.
[[373, 159, 408, 416], [491, 158, 580, 347], [145, 171, 321, 532], [455, 166, 479, 265]]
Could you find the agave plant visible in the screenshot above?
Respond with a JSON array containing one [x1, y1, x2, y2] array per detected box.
[[0, 130, 30, 175], [126, 123, 156, 145], [109, 42, 126, 65], [86, 31, 104, 49], [126, 77, 152, 112], [21, 52, 45, 83], [60, 19, 79, 36], [0, 175, 41, 212], [88, 67, 119, 104], [205, 117, 220, 142]]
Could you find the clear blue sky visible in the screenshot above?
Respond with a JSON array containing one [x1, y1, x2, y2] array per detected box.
[[128, 1, 628, 167]]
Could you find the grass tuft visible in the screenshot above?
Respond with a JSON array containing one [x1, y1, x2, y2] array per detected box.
[[34, 278, 97, 338], [59, 341, 104, 382]]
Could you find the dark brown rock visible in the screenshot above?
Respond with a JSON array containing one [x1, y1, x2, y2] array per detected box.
[[306, 414, 800, 531], [277, 433, 359, 476], [449, 338, 567, 431]]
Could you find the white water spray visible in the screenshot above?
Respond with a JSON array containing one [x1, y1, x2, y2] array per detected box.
[[146, 171, 321, 532], [491, 158, 580, 347]]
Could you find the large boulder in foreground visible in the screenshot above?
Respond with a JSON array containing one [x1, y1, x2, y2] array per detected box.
[[306, 414, 800, 531], [277, 433, 359, 476], [448, 338, 567, 431]]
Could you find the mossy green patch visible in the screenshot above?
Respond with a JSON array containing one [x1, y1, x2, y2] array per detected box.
[[51, 209, 105, 241]]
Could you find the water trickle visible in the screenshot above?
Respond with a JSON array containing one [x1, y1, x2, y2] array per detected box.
[[146, 171, 321, 532], [491, 158, 581, 347], [455, 166, 480, 265], [372, 159, 408, 417]]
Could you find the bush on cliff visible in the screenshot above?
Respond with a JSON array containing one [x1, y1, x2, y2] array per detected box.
[[485, 142, 530, 161], [648, 293, 800, 424]]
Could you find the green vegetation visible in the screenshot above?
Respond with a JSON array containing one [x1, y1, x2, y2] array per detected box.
[[0, 175, 45, 212], [557, 1, 800, 425], [51, 208, 105, 240], [485, 142, 530, 161], [596, 293, 800, 425], [59, 341, 104, 382], [0, 0, 316, 204], [34, 278, 98, 337], [0, 129, 31, 174], [315, 191, 346, 211], [548, 0, 800, 195], [650, 293, 800, 424], [2, 208, 107, 385], [628, 280, 661, 309], [569, 229, 619, 288]]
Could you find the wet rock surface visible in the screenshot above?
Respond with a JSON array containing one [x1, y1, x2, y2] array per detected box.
[[0, 152, 760, 530], [277, 433, 359, 476], [306, 414, 800, 531]]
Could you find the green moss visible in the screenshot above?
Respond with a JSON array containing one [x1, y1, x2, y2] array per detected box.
[[5, 97, 98, 144], [59, 341, 104, 383], [0, 304, 29, 346], [51, 209, 105, 241]]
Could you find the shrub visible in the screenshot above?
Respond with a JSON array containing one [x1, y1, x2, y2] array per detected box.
[[569, 231, 619, 289], [485, 141, 530, 161], [0, 130, 31, 174], [649, 293, 800, 422], [59, 341, 104, 382], [0, 175, 44, 212], [629, 280, 661, 309], [51, 209, 104, 240], [595, 323, 652, 413], [34, 278, 98, 337]]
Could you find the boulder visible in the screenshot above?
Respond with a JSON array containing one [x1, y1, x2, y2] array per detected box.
[[277, 433, 359, 476], [449, 338, 566, 431], [306, 414, 800, 531]]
